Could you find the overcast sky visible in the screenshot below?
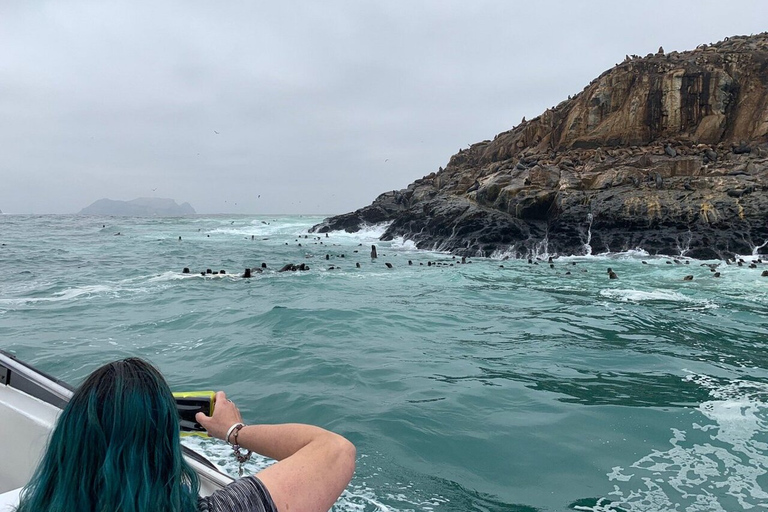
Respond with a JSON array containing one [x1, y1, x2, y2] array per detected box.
[[2, 1, 768, 215]]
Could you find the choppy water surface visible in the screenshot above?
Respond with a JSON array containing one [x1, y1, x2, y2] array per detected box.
[[2, 214, 768, 511]]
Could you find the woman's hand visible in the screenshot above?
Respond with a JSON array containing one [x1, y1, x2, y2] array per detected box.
[[195, 391, 244, 441]]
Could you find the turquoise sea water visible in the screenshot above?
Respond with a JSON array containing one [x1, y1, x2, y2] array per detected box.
[[2, 214, 768, 511]]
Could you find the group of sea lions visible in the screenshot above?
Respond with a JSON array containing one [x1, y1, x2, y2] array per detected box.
[[182, 254, 767, 280]]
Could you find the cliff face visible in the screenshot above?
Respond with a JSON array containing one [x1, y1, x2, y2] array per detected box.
[[313, 34, 768, 259]]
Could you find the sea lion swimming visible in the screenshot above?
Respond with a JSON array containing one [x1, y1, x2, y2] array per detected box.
[[683, 275, 693, 281]]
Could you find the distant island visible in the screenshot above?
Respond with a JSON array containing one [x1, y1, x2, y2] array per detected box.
[[79, 198, 196, 216]]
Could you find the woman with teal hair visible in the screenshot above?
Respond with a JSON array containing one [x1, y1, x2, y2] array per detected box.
[[15, 358, 356, 512]]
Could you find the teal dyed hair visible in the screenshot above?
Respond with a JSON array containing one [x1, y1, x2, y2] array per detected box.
[[16, 358, 200, 512]]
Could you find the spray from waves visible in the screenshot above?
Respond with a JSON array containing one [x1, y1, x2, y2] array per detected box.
[[583, 213, 594, 256], [575, 374, 768, 511], [389, 237, 419, 252], [489, 237, 553, 260], [751, 239, 768, 256], [324, 222, 393, 243], [218, 219, 398, 248]]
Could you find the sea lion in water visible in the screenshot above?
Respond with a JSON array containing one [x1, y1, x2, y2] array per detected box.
[[243, 268, 252, 278], [385, 262, 393, 269], [683, 275, 693, 281], [182, 267, 190, 274], [607, 268, 618, 279], [371, 245, 378, 259]]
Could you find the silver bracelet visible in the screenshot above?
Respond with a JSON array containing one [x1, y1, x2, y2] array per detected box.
[[226, 422, 245, 444]]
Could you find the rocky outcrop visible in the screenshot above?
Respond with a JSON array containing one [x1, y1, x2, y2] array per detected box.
[[313, 34, 768, 259], [79, 197, 196, 216]]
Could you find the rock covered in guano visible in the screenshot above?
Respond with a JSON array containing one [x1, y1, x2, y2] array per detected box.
[[312, 33, 768, 259]]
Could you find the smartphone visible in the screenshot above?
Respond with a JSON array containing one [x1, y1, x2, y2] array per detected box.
[[173, 391, 215, 432]]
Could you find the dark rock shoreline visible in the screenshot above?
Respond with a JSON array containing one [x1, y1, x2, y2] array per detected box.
[[312, 34, 768, 259]]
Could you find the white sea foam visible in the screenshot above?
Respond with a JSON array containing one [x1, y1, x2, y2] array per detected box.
[[600, 289, 698, 303], [324, 222, 393, 243], [0, 284, 117, 305], [389, 237, 419, 251], [582, 374, 768, 511]]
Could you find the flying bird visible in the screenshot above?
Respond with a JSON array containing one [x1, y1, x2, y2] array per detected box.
[[214, 130, 220, 134]]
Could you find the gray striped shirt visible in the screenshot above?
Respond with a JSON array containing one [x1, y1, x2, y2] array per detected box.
[[198, 477, 277, 512]]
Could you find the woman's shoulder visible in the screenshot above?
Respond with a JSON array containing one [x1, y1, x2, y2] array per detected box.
[[198, 476, 277, 512]]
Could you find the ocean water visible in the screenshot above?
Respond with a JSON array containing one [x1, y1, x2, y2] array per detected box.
[[2, 214, 768, 512]]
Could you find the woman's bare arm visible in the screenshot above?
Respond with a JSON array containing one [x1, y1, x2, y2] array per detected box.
[[196, 391, 356, 512]]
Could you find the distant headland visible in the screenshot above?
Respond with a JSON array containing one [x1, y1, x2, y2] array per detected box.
[[79, 197, 196, 216], [313, 33, 768, 260]]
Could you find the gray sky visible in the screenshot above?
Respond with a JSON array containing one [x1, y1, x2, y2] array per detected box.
[[2, 1, 768, 215]]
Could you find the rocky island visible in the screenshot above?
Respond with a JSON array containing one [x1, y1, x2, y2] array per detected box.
[[79, 197, 195, 216], [312, 34, 768, 259]]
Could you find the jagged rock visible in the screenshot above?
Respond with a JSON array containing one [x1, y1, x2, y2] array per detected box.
[[313, 33, 768, 259]]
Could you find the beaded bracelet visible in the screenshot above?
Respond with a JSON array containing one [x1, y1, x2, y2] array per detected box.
[[227, 423, 253, 476]]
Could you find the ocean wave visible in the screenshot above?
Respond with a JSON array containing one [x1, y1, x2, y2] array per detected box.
[[579, 374, 768, 511], [598, 288, 715, 307], [0, 284, 118, 304]]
